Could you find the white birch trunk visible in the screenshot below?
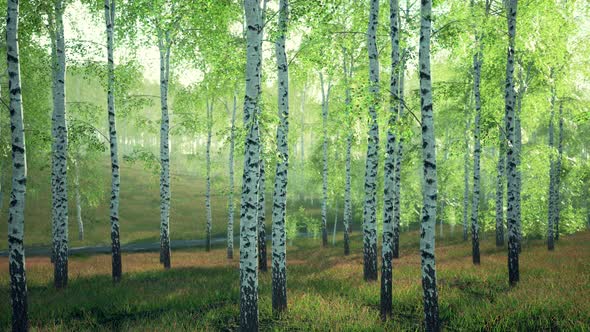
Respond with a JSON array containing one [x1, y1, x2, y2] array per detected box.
[[342, 47, 353, 255], [206, 99, 213, 252], [319, 72, 330, 248], [363, 0, 380, 282], [240, 0, 263, 329], [105, 0, 122, 281], [332, 198, 338, 245], [271, 0, 289, 313], [158, 30, 171, 269], [419, 0, 440, 329], [73, 158, 83, 241], [547, 82, 556, 250], [381, 0, 400, 320], [7, 0, 28, 327], [51, 0, 69, 289], [257, 155, 267, 271], [504, 0, 520, 286], [471, 21, 482, 265], [227, 93, 237, 259], [464, 118, 471, 243], [554, 102, 563, 241]]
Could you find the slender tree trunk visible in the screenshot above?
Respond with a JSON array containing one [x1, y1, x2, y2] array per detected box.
[[554, 102, 563, 241], [471, 30, 482, 265], [504, 0, 519, 286], [271, 0, 289, 313], [158, 31, 171, 269], [105, 0, 122, 282], [258, 156, 267, 271], [227, 93, 237, 259], [332, 198, 338, 245], [392, 49, 406, 259], [240, 0, 263, 329], [419, 0, 440, 330], [363, 0, 380, 282], [495, 122, 506, 247], [342, 48, 353, 256], [7, 0, 29, 328], [206, 100, 213, 252], [73, 158, 83, 241], [547, 79, 556, 251], [51, 0, 69, 289], [320, 73, 331, 248], [515, 74, 525, 252], [381, 0, 399, 320], [463, 118, 471, 242]]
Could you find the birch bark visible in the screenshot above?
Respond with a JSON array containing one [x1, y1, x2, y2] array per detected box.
[[105, 0, 122, 281], [7, 0, 29, 328], [504, 0, 520, 285], [206, 99, 212, 252], [51, 0, 69, 289], [419, 0, 440, 329], [240, 0, 263, 328], [271, 0, 289, 313], [158, 30, 171, 269], [363, 0, 380, 282], [320, 72, 331, 248], [381, 0, 399, 320], [227, 93, 237, 259]]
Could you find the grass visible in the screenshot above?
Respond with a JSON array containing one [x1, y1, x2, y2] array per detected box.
[[0, 162, 329, 250], [1, 228, 589, 331]]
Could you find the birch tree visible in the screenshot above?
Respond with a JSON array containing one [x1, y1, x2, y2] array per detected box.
[[504, 0, 519, 286], [319, 72, 331, 248], [7, 0, 29, 328], [51, 0, 69, 289], [239, 0, 264, 329], [342, 47, 354, 256], [104, 0, 122, 282], [158, 28, 171, 269], [271, 0, 289, 313], [363, 0, 380, 282], [258, 155, 267, 271], [463, 117, 471, 242], [227, 93, 237, 259], [419, 0, 440, 329], [206, 99, 213, 252], [381, 0, 400, 320], [495, 120, 506, 246]]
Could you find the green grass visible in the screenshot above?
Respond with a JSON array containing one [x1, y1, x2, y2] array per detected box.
[[1, 228, 589, 331], [0, 162, 328, 250]]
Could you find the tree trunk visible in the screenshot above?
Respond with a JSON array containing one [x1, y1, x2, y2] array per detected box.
[[419, 0, 440, 330], [495, 122, 506, 247], [158, 30, 171, 269], [206, 99, 213, 252], [463, 118, 471, 242], [7, 0, 29, 328], [240, 0, 263, 329], [547, 77, 556, 251], [555, 102, 563, 241], [320, 72, 331, 248], [227, 93, 237, 259], [381, 0, 399, 320], [393, 47, 406, 259], [257, 155, 267, 271], [332, 199, 338, 245], [342, 48, 353, 256], [471, 29, 482, 265], [105, 0, 122, 282], [51, 0, 69, 289], [363, 0, 380, 282], [73, 158, 84, 241], [504, 0, 519, 286], [271, 0, 289, 313]]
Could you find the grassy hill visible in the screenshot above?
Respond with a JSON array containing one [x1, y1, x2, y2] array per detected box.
[[1, 228, 588, 330]]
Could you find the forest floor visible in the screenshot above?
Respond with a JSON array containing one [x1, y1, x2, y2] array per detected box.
[[1, 228, 589, 331]]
